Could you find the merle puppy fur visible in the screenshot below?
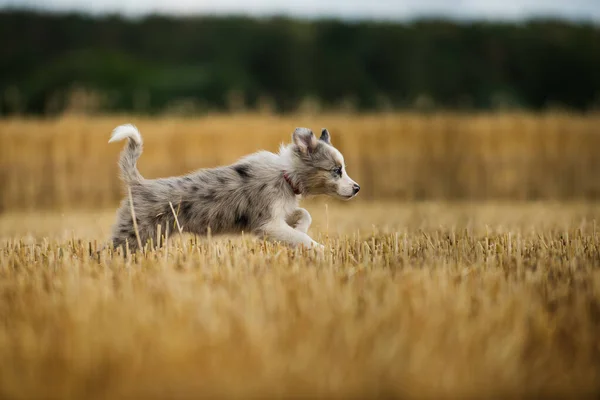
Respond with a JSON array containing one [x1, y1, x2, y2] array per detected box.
[[108, 124, 360, 251]]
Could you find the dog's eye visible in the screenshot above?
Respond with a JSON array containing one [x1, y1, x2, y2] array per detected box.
[[332, 166, 342, 177]]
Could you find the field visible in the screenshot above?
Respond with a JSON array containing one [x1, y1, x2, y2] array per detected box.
[[2, 113, 600, 210], [1, 114, 600, 398], [2, 202, 600, 398]]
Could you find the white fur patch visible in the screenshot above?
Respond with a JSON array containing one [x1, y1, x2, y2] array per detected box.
[[331, 147, 345, 166], [109, 124, 142, 145]]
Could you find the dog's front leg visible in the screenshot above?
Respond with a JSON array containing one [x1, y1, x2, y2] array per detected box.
[[259, 220, 323, 250], [285, 208, 312, 234]]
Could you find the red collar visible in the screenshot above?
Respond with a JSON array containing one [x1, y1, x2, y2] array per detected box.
[[283, 172, 301, 195]]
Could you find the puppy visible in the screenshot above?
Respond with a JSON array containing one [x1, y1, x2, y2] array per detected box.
[[108, 125, 359, 251]]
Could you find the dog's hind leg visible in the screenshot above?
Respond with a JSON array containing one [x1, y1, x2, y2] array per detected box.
[[285, 208, 312, 234]]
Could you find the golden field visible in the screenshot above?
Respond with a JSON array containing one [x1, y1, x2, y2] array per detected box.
[[1, 112, 600, 211], [1, 202, 600, 399], [1, 113, 600, 398]]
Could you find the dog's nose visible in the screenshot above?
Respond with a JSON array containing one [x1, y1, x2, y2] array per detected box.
[[352, 184, 360, 194]]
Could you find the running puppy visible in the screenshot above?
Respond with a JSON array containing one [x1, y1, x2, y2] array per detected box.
[[108, 125, 360, 251]]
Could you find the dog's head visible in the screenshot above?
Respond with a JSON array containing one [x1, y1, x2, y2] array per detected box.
[[288, 127, 360, 200]]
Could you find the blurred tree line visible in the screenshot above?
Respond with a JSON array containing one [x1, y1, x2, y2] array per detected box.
[[1, 10, 600, 115]]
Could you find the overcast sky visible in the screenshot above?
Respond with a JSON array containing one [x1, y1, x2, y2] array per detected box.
[[3, 0, 600, 22]]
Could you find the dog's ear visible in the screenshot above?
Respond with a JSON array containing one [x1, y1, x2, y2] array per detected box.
[[319, 128, 331, 145], [293, 127, 318, 154]]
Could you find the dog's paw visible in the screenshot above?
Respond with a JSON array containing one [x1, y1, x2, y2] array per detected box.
[[311, 242, 326, 255]]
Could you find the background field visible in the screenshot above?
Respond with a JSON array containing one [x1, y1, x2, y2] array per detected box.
[[2, 112, 600, 211], [1, 113, 600, 398]]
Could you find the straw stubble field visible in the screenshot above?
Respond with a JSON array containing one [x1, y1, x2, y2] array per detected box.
[[1, 114, 600, 399]]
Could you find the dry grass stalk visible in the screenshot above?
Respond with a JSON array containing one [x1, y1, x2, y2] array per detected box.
[[127, 186, 143, 254]]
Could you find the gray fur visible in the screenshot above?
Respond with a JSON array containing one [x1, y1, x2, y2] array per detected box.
[[119, 140, 143, 184], [109, 125, 359, 252], [319, 128, 331, 144]]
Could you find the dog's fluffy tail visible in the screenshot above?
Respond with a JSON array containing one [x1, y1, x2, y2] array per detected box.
[[109, 124, 144, 184]]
